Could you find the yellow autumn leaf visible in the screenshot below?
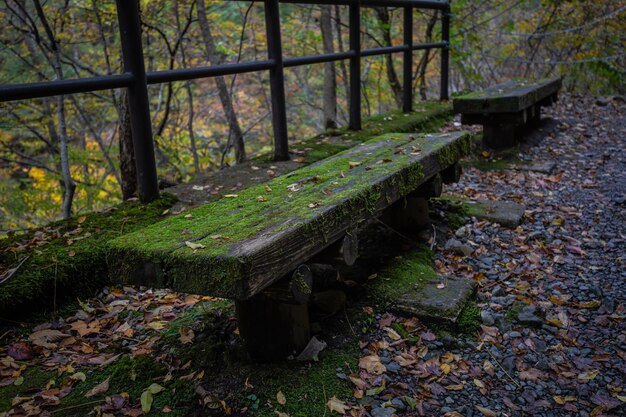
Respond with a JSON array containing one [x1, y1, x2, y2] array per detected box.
[[578, 369, 599, 382], [326, 396, 349, 414], [276, 390, 286, 405]]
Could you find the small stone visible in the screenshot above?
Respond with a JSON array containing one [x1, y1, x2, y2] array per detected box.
[[481, 310, 495, 325], [371, 407, 396, 417]]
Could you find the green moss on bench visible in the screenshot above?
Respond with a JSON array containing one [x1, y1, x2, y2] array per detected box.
[[0, 194, 177, 319], [292, 100, 453, 163], [109, 132, 471, 299]]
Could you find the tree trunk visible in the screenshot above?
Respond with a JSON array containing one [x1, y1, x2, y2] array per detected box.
[[334, 5, 350, 115], [320, 5, 337, 129], [196, 0, 246, 164], [34, 0, 75, 218], [118, 91, 138, 200], [416, 12, 439, 100], [375, 7, 403, 108]]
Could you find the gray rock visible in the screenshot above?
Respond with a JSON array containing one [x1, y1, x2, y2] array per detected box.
[[444, 238, 474, 257], [371, 407, 396, 417], [481, 310, 495, 325]]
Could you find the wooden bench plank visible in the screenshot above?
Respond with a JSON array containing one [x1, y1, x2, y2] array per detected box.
[[453, 77, 561, 114], [107, 132, 470, 300]]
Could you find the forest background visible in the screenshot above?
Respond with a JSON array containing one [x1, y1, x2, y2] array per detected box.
[[0, 0, 624, 231]]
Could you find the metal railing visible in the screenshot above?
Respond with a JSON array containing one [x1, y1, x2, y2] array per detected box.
[[0, 0, 451, 203]]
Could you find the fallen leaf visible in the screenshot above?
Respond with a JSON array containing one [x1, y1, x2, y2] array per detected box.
[[276, 390, 286, 405], [70, 372, 86, 382], [383, 327, 401, 341], [179, 328, 195, 344], [7, 342, 33, 360], [293, 157, 305, 163], [348, 161, 361, 169], [475, 405, 497, 417], [146, 383, 165, 394], [359, 355, 386, 375], [326, 396, 349, 414], [185, 241, 206, 250], [578, 369, 599, 382], [141, 389, 153, 413], [29, 329, 69, 348], [223, 194, 239, 198], [85, 377, 109, 397]]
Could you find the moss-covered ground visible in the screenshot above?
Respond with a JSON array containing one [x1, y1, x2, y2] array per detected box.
[[367, 246, 437, 306], [0, 194, 177, 320]]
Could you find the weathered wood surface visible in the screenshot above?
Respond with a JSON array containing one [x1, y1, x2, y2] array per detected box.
[[453, 77, 561, 114], [107, 132, 470, 300]]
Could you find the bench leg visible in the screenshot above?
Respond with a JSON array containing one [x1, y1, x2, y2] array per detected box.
[[390, 196, 430, 232], [483, 123, 518, 149], [236, 298, 310, 362], [529, 104, 541, 126], [236, 265, 312, 361]]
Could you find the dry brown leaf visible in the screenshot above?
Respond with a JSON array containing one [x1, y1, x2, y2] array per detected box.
[[179, 328, 195, 344], [578, 369, 599, 382], [29, 329, 70, 348], [359, 355, 386, 375], [276, 390, 286, 405], [326, 396, 349, 415], [85, 377, 110, 397], [475, 405, 497, 417]]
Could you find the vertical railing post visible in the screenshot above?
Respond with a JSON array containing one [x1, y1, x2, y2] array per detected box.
[[349, 0, 361, 130], [403, 6, 413, 113], [264, 0, 289, 161], [115, 0, 159, 202], [440, 4, 450, 101]]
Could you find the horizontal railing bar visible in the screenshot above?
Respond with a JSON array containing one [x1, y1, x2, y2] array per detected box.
[[362, 41, 446, 57], [362, 45, 410, 57], [284, 51, 356, 67], [0, 41, 446, 103], [146, 60, 275, 84], [278, 0, 450, 10], [0, 73, 134, 102], [413, 41, 447, 50]]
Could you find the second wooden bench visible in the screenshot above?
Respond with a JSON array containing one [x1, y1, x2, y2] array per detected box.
[[453, 77, 561, 149]]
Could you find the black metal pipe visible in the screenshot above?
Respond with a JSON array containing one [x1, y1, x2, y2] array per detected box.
[[116, 0, 159, 203], [278, 0, 449, 10], [0, 74, 134, 103], [361, 44, 409, 57], [403, 7, 413, 113], [284, 51, 355, 67], [265, 0, 290, 161], [147, 60, 275, 84], [349, 0, 361, 130], [440, 5, 450, 100], [413, 41, 446, 50]]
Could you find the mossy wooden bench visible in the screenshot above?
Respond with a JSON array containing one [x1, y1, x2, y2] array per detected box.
[[107, 131, 470, 360], [453, 77, 561, 149]]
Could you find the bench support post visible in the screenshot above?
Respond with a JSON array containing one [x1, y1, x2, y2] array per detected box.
[[236, 265, 313, 361], [236, 298, 310, 362], [483, 124, 518, 150]]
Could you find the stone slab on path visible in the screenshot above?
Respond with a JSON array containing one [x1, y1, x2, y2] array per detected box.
[[395, 275, 476, 322], [442, 195, 526, 228], [512, 160, 556, 174], [466, 199, 526, 228]]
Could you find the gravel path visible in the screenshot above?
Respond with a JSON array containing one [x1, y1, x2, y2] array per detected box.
[[355, 95, 625, 417]]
